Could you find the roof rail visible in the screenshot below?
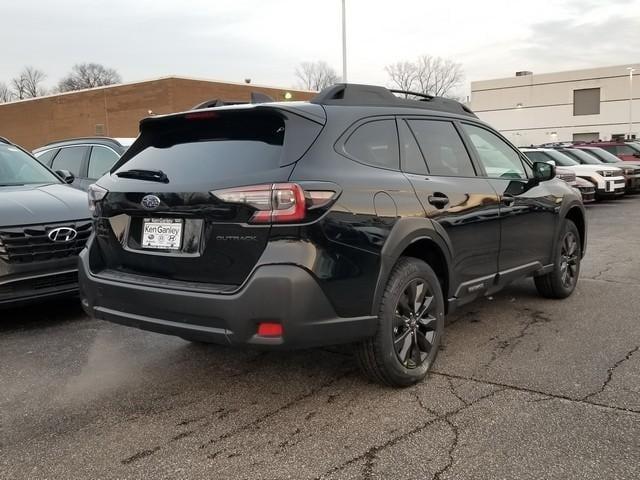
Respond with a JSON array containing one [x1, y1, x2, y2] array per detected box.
[[192, 91, 276, 110], [389, 89, 434, 101], [310, 83, 476, 117], [0, 136, 11, 144]]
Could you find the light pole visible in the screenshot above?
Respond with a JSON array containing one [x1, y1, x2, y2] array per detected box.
[[341, 0, 347, 82], [628, 67, 636, 140]]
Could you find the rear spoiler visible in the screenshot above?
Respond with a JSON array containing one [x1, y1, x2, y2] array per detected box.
[[191, 92, 275, 110]]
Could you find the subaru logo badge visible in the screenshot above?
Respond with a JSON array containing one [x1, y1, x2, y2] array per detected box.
[[141, 194, 161, 210], [48, 227, 78, 243]]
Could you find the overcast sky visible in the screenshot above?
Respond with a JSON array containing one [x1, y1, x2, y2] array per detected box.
[[2, 0, 639, 96]]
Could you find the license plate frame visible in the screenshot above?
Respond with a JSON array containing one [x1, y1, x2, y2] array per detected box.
[[141, 218, 183, 250]]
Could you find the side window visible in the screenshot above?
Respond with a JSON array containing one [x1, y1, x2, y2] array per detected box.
[[398, 120, 428, 175], [344, 119, 399, 170], [88, 146, 120, 179], [462, 124, 527, 179], [51, 146, 88, 177], [407, 120, 476, 177], [35, 148, 58, 166]]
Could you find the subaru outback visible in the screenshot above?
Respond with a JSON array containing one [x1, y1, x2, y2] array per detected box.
[[79, 84, 586, 387]]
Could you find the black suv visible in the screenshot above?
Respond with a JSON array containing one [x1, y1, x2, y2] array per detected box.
[[79, 84, 586, 387], [0, 137, 91, 306], [33, 137, 134, 191]]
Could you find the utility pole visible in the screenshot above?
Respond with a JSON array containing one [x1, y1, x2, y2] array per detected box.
[[342, 0, 347, 82], [628, 67, 636, 140]]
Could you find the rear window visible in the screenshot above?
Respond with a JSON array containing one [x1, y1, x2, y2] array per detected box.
[[115, 110, 316, 183]]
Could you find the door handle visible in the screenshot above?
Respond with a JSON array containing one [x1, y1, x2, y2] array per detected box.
[[501, 194, 515, 206], [428, 193, 449, 209]]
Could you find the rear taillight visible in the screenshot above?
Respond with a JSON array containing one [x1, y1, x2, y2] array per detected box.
[[88, 184, 108, 217], [211, 183, 335, 224]]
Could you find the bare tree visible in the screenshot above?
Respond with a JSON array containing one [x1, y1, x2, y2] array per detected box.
[[415, 55, 463, 97], [11, 66, 47, 99], [385, 55, 464, 98], [295, 61, 339, 91], [58, 63, 122, 92], [0, 82, 13, 103], [384, 61, 417, 96]]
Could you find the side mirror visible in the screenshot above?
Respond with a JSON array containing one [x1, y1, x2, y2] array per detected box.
[[532, 161, 555, 183], [56, 169, 75, 184]]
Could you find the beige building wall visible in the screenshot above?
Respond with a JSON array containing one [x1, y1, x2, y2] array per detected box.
[[0, 77, 314, 150], [470, 64, 640, 146]]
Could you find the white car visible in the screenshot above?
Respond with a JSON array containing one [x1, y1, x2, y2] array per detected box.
[[521, 148, 625, 199]]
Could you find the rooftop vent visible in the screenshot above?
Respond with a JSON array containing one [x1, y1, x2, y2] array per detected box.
[[516, 71, 533, 77]]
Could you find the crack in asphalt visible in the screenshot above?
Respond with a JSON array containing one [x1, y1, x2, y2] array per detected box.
[[431, 371, 640, 415], [581, 277, 640, 287], [118, 367, 354, 466], [583, 345, 640, 401], [445, 377, 470, 407], [432, 417, 460, 480], [484, 307, 553, 368], [315, 386, 506, 480]]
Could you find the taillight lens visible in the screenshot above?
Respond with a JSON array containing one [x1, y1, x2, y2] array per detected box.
[[211, 183, 309, 224], [88, 184, 108, 217]]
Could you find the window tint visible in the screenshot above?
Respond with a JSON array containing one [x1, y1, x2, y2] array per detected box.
[[35, 148, 58, 166], [88, 146, 119, 179], [51, 146, 87, 176], [573, 88, 600, 116], [344, 120, 399, 170], [398, 120, 428, 175], [407, 120, 475, 177], [462, 124, 527, 179]]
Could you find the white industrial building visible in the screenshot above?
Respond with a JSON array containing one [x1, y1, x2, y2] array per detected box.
[[470, 64, 639, 146]]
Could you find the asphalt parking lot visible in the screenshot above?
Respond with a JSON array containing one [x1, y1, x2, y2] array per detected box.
[[2, 198, 640, 480]]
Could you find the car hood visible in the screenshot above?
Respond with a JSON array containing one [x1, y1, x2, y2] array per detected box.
[[0, 183, 89, 227], [565, 165, 623, 175]]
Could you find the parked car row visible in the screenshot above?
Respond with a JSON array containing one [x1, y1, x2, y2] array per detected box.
[[520, 142, 640, 201]]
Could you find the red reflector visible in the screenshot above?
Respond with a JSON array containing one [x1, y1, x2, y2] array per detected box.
[[257, 322, 283, 337], [184, 111, 218, 120]]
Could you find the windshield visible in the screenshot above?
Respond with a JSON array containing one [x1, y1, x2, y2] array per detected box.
[[580, 147, 620, 164], [0, 144, 60, 186], [524, 149, 579, 166], [626, 143, 640, 154], [561, 148, 602, 165]]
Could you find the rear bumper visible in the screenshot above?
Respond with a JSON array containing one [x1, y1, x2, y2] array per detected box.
[[79, 249, 376, 349]]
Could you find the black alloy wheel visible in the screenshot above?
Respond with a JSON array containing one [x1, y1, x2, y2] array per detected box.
[[393, 279, 438, 369], [356, 257, 444, 387], [559, 230, 579, 289]]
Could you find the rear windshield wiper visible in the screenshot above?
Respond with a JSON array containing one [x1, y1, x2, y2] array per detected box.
[[115, 169, 169, 183]]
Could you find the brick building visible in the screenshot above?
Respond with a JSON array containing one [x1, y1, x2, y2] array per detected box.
[[0, 76, 315, 150]]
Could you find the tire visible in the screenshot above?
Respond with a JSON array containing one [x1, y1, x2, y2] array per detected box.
[[535, 219, 581, 299], [356, 257, 445, 387]]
